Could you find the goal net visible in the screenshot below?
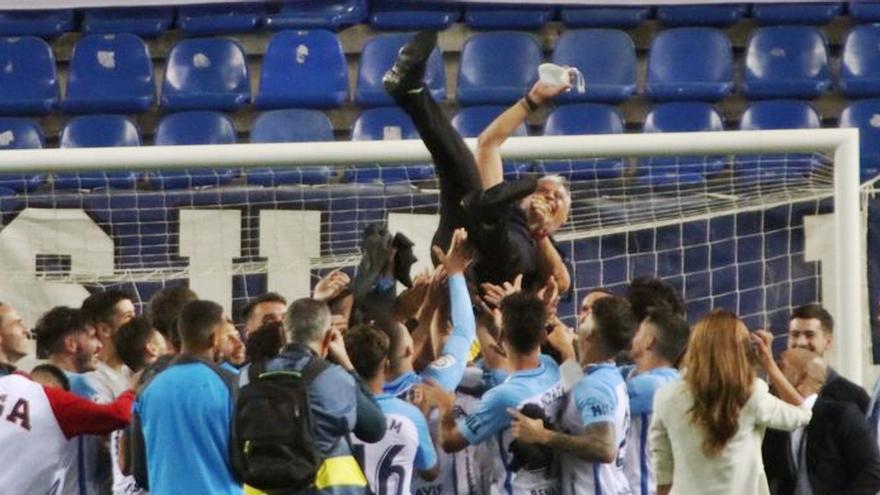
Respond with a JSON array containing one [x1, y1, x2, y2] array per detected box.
[[0, 129, 867, 383]]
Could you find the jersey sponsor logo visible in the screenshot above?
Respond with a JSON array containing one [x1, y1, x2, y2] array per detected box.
[[431, 355, 457, 370], [388, 418, 403, 435], [0, 394, 31, 431], [540, 384, 565, 408], [529, 487, 560, 495], [584, 397, 611, 418], [415, 484, 444, 495]]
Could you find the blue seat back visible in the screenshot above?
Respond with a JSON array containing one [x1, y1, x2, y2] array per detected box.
[[740, 100, 821, 131], [560, 7, 650, 28], [738, 100, 823, 183], [82, 7, 174, 38], [0, 36, 58, 115], [153, 111, 237, 189], [644, 102, 724, 133], [457, 32, 541, 106], [265, 0, 368, 30], [452, 105, 529, 177], [656, 5, 747, 27], [161, 38, 250, 112], [177, 3, 265, 35], [542, 104, 625, 179], [256, 30, 347, 109], [553, 29, 636, 104], [464, 4, 555, 30], [64, 33, 154, 114], [841, 25, 880, 98], [0, 10, 74, 37], [369, 0, 460, 30], [743, 26, 830, 99], [60, 115, 141, 148], [646, 28, 733, 102], [356, 33, 444, 107], [751, 2, 843, 25], [850, 1, 880, 23], [0, 117, 44, 192], [251, 109, 334, 143], [840, 99, 880, 181], [352, 107, 419, 141]]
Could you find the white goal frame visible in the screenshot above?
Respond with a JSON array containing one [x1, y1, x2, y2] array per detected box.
[[0, 128, 865, 383]]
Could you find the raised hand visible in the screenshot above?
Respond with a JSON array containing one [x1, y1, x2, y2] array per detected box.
[[431, 228, 473, 275], [527, 79, 572, 106], [508, 408, 551, 445], [480, 274, 523, 308], [313, 270, 351, 302]]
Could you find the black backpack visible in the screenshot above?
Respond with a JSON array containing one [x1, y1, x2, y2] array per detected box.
[[235, 356, 330, 491]]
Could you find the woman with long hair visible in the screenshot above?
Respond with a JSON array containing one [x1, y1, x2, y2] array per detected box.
[[649, 310, 811, 495]]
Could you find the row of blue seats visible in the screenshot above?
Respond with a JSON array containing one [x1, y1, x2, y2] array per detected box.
[[0, 99, 876, 194], [9, 24, 880, 116], [2, 2, 880, 38]]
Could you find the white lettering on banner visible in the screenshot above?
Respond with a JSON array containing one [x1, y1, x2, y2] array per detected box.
[[259, 210, 321, 302], [387, 213, 439, 289], [0, 208, 113, 326], [179, 209, 241, 313]]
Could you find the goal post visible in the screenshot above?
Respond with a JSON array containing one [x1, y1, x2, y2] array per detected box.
[[0, 128, 867, 384]]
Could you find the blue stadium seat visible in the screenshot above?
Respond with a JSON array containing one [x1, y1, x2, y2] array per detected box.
[[0, 118, 44, 192], [265, 0, 368, 31], [646, 28, 733, 102], [552, 29, 636, 104], [161, 38, 250, 112], [640, 102, 726, 186], [738, 100, 823, 183], [0, 36, 58, 115], [850, 1, 880, 22], [62, 34, 154, 114], [560, 7, 650, 28], [247, 109, 334, 186], [452, 105, 530, 178], [839, 99, 880, 181], [356, 33, 444, 107], [540, 104, 625, 180], [457, 32, 541, 106], [841, 25, 880, 98], [369, 0, 460, 30], [256, 30, 347, 109], [56, 115, 140, 190], [177, 3, 265, 35], [656, 4, 747, 27], [152, 112, 237, 189], [82, 8, 174, 38], [0, 10, 74, 37], [751, 3, 843, 25], [464, 4, 555, 30], [345, 107, 433, 183], [743, 27, 830, 99]]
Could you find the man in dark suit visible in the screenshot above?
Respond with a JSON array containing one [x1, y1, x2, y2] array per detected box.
[[788, 303, 870, 413], [763, 348, 880, 495]]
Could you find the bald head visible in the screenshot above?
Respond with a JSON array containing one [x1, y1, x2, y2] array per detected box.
[[781, 348, 827, 394]]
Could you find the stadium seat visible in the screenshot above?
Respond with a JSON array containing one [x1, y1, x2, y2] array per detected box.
[[841, 25, 880, 98], [82, 7, 174, 38], [56, 115, 140, 190], [656, 4, 747, 27], [552, 29, 636, 104], [369, 0, 460, 30], [355, 33, 445, 107], [177, 3, 265, 35], [152, 111, 237, 189], [464, 4, 555, 30], [161, 38, 250, 112], [645, 28, 733, 102], [560, 7, 650, 28], [0, 118, 44, 192], [737, 100, 823, 183], [0, 10, 74, 37], [256, 30, 347, 109], [62, 34, 154, 114], [743, 27, 830, 99], [540, 104, 625, 180], [345, 107, 433, 183], [849, 1, 880, 22], [640, 102, 726, 186], [264, 0, 368, 30], [0, 36, 58, 115], [457, 32, 542, 106], [452, 105, 530, 177], [839, 99, 880, 181], [247, 109, 334, 186], [751, 3, 843, 25]]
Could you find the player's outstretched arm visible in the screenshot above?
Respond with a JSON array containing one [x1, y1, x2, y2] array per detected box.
[[510, 409, 617, 463], [475, 80, 570, 189]]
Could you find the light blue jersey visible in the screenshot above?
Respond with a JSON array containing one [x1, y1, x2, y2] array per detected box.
[[351, 393, 436, 495], [63, 372, 109, 495], [560, 363, 631, 495], [623, 367, 679, 495], [458, 356, 566, 495]]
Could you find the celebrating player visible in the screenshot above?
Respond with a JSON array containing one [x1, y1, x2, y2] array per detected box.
[[384, 31, 572, 292]]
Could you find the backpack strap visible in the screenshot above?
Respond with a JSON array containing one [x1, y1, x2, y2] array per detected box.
[[299, 357, 331, 385]]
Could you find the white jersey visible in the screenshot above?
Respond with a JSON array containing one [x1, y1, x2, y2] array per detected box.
[[559, 363, 631, 495], [622, 368, 679, 495], [351, 393, 437, 495]]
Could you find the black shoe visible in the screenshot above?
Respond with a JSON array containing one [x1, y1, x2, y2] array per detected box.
[[383, 30, 438, 98]]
